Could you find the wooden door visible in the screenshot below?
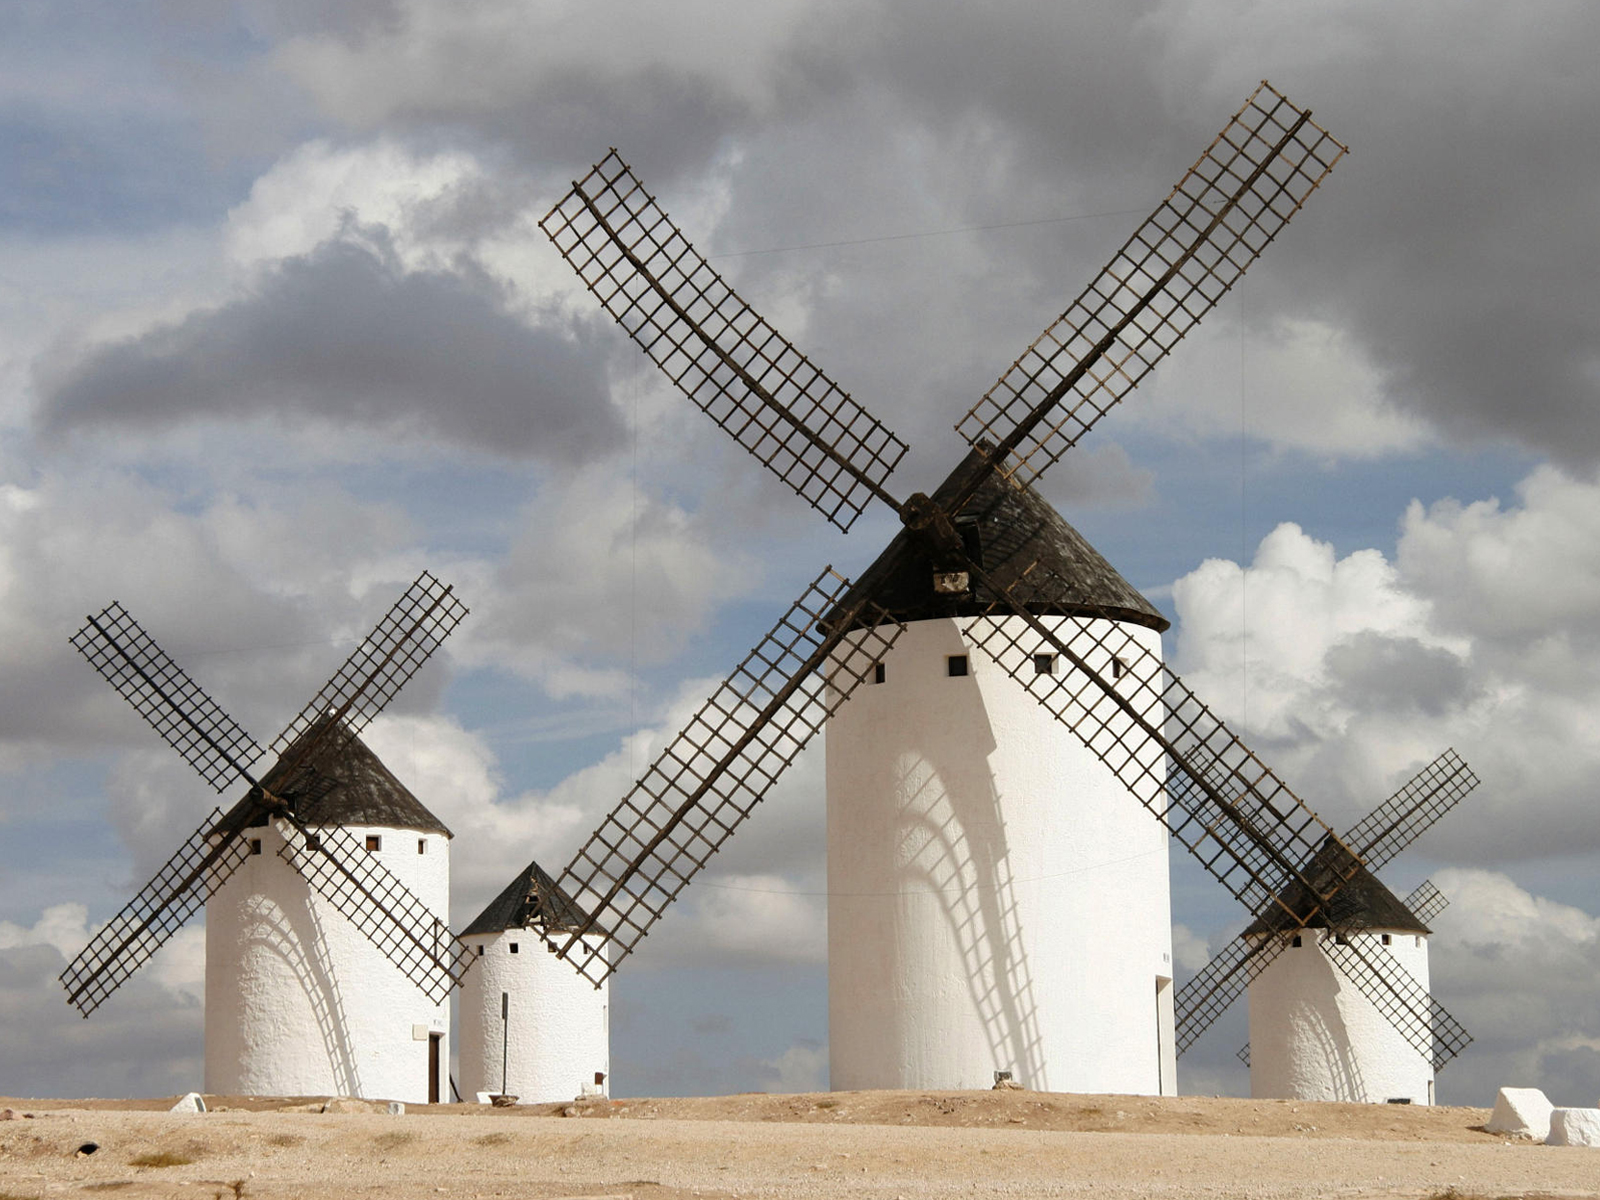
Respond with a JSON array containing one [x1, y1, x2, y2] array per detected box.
[[428, 1032, 442, 1104]]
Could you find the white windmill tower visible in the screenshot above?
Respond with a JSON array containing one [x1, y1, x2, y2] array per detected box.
[[529, 82, 1472, 1099], [62, 574, 476, 1104], [824, 454, 1177, 1093], [1176, 754, 1478, 1104], [458, 859, 610, 1103]]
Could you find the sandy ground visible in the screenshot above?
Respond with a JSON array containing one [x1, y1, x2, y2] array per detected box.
[[3, 1090, 1596, 1199]]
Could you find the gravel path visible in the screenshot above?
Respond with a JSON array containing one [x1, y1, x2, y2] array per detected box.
[[3, 1094, 1596, 1199]]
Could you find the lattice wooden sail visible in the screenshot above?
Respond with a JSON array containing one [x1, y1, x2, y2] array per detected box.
[[542, 154, 908, 532], [955, 81, 1347, 490], [549, 569, 902, 984]]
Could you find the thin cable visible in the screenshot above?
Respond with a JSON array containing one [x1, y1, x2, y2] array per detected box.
[[1239, 293, 1249, 731], [629, 370, 640, 782], [705, 206, 1149, 261]]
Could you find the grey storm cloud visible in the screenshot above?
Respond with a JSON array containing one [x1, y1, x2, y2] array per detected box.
[[1324, 632, 1473, 718], [269, 0, 1600, 468], [34, 228, 623, 460]]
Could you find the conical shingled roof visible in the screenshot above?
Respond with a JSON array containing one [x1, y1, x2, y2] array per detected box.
[[1243, 836, 1429, 937], [462, 859, 594, 936], [828, 445, 1169, 632], [219, 716, 451, 837]]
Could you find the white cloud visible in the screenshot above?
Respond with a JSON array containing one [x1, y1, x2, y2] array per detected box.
[[756, 1040, 828, 1093], [0, 903, 91, 957], [1167, 470, 1600, 858], [1429, 869, 1600, 1106]]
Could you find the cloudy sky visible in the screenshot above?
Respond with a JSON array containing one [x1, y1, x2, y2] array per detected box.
[[4, 0, 1599, 1105]]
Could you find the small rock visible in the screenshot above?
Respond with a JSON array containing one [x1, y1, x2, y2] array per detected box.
[[76, 1142, 99, 1157], [1547, 1107, 1600, 1147], [387, 1102, 405, 1116], [0, 1108, 14, 1121], [1487, 1086, 1554, 1141], [560, 1105, 579, 1118], [169, 1092, 207, 1114], [322, 1097, 383, 1114], [991, 1079, 1023, 1091]]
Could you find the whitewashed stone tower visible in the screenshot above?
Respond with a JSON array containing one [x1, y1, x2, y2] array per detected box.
[[204, 729, 452, 1103], [458, 860, 610, 1103], [1246, 848, 1436, 1104], [826, 456, 1177, 1094]]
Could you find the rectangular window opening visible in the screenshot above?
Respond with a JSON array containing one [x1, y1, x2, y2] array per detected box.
[[509, 942, 519, 954], [249, 838, 262, 856], [365, 835, 382, 853], [872, 662, 886, 685], [1380, 933, 1392, 945], [1291, 934, 1302, 948], [947, 654, 969, 678], [476, 944, 484, 957], [1033, 653, 1056, 676], [418, 838, 427, 855]]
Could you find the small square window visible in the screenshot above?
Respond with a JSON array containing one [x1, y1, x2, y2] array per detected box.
[[947, 655, 969, 677], [249, 838, 262, 856], [509, 942, 519, 955], [418, 838, 427, 855], [1291, 934, 1302, 948], [1381, 933, 1392, 945], [476, 944, 484, 957], [873, 662, 886, 685], [1033, 653, 1056, 676], [365, 835, 382, 853]]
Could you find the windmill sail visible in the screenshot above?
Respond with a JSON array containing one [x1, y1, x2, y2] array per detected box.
[[955, 81, 1347, 490], [550, 569, 902, 984], [70, 604, 266, 792], [542, 153, 909, 532], [60, 807, 253, 1016]]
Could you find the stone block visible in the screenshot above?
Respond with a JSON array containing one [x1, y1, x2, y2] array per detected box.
[[1486, 1087, 1553, 1140], [387, 1102, 405, 1116], [1547, 1107, 1600, 1147], [168, 1092, 207, 1114]]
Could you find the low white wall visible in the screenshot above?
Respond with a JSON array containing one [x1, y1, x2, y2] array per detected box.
[[826, 615, 1176, 1094], [1248, 928, 1434, 1104], [458, 929, 610, 1103], [204, 821, 450, 1103]]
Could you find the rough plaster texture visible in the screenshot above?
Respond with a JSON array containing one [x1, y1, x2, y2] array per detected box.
[[1547, 1107, 1600, 1147], [1487, 1087, 1554, 1140], [204, 821, 450, 1103], [826, 616, 1176, 1095], [1248, 929, 1433, 1104], [457, 930, 609, 1103]]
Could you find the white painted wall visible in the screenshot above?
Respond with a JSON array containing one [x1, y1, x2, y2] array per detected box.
[[457, 929, 610, 1103], [1247, 929, 1434, 1104], [826, 615, 1176, 1095], [204, 821, 450, 1102]]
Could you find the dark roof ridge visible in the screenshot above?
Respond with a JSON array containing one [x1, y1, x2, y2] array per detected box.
[[826, 444, 1169, 633], [462, 859, 596, 936], [1243, 836, 1430, 936]]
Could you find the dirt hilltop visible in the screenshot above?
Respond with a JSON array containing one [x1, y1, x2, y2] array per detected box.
[[3, 1088, 1597, 1199]]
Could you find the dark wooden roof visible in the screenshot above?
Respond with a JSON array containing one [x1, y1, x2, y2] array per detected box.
[[220, 717, 452, 837], [462, 859, 594, 936], [827, 445, 1169, 632], [1244, 836, 1429, 936]]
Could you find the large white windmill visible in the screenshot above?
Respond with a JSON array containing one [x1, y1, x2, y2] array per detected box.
[[526, 81, 1474, 1097], [62, 574, 474, 1104]]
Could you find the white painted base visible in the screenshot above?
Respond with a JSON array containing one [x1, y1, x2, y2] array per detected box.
[[826, 616, 1176, 1095], [204, 821, 450, 1103], [1248, 929, 1434, 1104], [457, 930, 610, 1103]]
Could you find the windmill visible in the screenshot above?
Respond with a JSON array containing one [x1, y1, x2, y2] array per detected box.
[[1176, 749, 1478, 1103], [533, 81, 1472, 1091], [62, 572, 475, 1102]]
